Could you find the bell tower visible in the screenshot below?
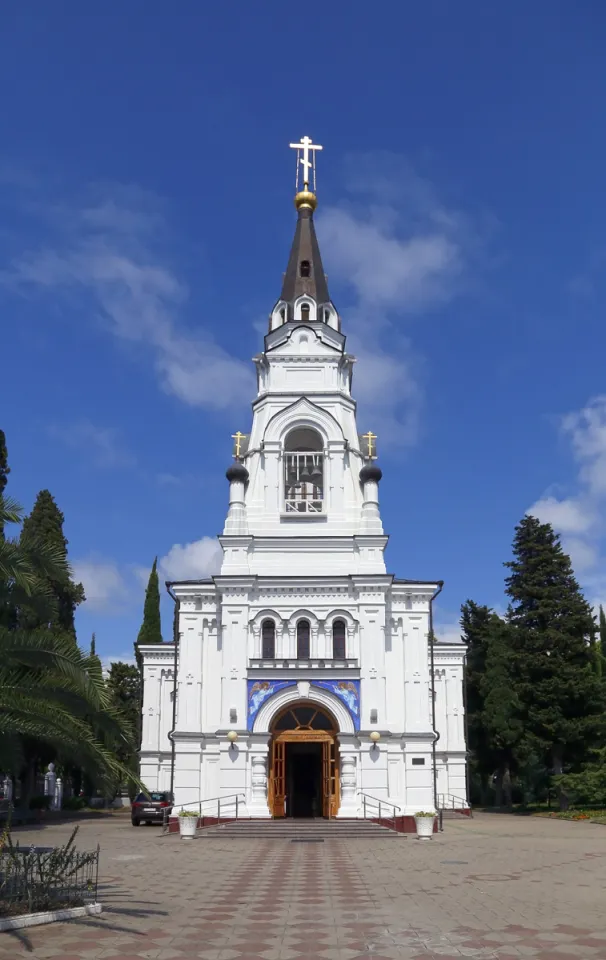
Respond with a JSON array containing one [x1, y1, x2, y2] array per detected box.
[[139, 135, 468, 824], [220, 136, 387, 576]]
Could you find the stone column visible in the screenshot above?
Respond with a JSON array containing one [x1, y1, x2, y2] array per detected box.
[[341, 755, 356, 802], [359, 464, 383, 534], [224, 463, 249, 535], [247, 740, 271, 818], [337, 742, 359, 817], [53, 777, 63, 811], [2, 775, 12, 803], [44, 763, 56, 806], [251, 755, 267, 802]]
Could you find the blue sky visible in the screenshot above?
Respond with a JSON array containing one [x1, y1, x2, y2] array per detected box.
[[2, 1, 606, 665]]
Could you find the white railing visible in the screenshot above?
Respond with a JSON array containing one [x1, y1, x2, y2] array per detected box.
[[358, 792, 401, 832], [284, 499, 323, 513], [249, 658, 358, 670], [437, 793, 471, 815], [162, 793, 249, 836]]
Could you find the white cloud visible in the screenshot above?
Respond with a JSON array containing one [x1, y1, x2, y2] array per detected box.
[[100, 652, 137, 677], [527, 394, 606, 601], [158, 536, 222, 581], [562, 396, 606, 496], [527, 495, 594, 535], [73, 558, 131, 613], [318, 154, 475, 449], [2, 187, 254, 411], [48, 419, 135, 468], [434, 620, 463, 644], [561, 537, 599, 573], [320, 208, 461, 313]]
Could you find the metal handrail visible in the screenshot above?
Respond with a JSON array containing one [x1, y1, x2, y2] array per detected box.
[[437, 792, 472, 816], [437, 792, 469, 808], [161, 793, 248, 835], [358, 791, 401, 832]]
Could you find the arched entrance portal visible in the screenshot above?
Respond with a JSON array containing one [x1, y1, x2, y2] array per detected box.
[[268, 702, 339, 818]]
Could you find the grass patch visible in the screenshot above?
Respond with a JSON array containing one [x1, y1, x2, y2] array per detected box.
[[533, 808, 606, 822]]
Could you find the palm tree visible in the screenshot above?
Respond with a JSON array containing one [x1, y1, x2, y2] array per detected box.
[[0, 495, 140, 791]]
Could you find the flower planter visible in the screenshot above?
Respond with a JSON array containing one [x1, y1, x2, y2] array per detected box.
[[178, 816, 197, 839], [414, 815, 436, 839]]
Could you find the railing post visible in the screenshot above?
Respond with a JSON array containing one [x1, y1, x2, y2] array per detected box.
[[379, 801, 381, 823], [236, 794, 239, 820], [363, 795, 366, 820], [218, 797, 221, 823]]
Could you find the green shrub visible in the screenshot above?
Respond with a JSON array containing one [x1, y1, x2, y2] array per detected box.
[[28, 795, 51, 811], [62, 796, 87, 811]]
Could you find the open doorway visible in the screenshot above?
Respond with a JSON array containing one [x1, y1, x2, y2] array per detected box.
[[269, 702, 339, 818], [286, 742, 322, 817]]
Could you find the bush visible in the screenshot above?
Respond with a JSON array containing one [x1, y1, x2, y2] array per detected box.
[[62, 796, 87, 811], [28, 795, 51, 811], [0, 824, 99, 916]]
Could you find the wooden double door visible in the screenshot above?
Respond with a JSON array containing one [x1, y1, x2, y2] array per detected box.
[[269, 703, 340, 818], [269, 734, 339, 818]]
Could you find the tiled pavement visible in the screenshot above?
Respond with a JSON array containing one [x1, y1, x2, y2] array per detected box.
[[2, 813, 606, 959]]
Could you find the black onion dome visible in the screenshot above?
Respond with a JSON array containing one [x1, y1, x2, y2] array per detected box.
[[359, 463, 383, 484], [226, 462, 249, 483]]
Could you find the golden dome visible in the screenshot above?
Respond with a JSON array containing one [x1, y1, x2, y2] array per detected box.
[[294, 189, 318, 211]]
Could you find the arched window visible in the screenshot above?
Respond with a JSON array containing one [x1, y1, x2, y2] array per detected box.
[[332, 619, 346, 659], [262, 619, 275, 659], [297, 619, 310, 659], [300, 303, 310, 322], [284, 427, 324, 514]]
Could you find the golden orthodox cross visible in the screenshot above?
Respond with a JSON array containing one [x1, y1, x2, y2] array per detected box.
[[362, 431, 377, 459], [289, 135, 323, 190], [232, 432, 246, 459]]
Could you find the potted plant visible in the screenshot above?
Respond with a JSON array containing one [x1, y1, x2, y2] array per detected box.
[[414, 811, 436, 839], [178, 810, 198, 839]]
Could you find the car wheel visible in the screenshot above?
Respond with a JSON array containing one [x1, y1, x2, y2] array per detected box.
[[132, 819, 140, 826], [146, 820, 152, 825]]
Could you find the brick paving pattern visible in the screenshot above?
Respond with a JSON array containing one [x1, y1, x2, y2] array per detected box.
[[1, 812, 606, 959]]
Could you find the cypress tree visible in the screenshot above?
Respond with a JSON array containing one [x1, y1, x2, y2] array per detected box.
[[136, 558, 163, 644], [462, 600, 499, 799], [88, 632, 103, 673], [19, 490, 85, 639], [597, 605, 606, 679], [462, 601, 525, 807], [0, 429, 10, 539], [505, 515, 603, 807]]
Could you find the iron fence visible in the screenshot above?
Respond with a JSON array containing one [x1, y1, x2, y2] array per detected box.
[[0, 826, 99, 917]]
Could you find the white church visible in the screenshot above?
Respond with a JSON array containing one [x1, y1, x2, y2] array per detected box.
[[139, 137, 467, 827]]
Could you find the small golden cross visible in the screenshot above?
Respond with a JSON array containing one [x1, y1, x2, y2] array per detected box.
[[362, 430, 377, 459], [232, 431, 246, 458]]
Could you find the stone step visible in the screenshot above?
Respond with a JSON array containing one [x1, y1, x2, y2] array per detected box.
[[198, 819, 400, 839], [439, 809, 472, 819]]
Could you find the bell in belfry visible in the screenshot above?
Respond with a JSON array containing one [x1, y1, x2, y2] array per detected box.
[[310, 457, 322, 480], [299, 457, 313, 482]]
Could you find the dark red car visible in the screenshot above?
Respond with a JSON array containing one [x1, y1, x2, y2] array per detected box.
[[131, 791, 173, 826]]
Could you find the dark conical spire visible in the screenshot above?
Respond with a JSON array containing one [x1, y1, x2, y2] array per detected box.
[[280, 196, 330, 307]]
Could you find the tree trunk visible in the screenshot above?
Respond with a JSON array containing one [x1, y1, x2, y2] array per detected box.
[[552, 745, 569, 811], [494, 768, 503, 808], [503, 763, 513, 809]]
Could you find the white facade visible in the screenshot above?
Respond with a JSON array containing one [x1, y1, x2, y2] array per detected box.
[[139, 186, 467, 819]]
